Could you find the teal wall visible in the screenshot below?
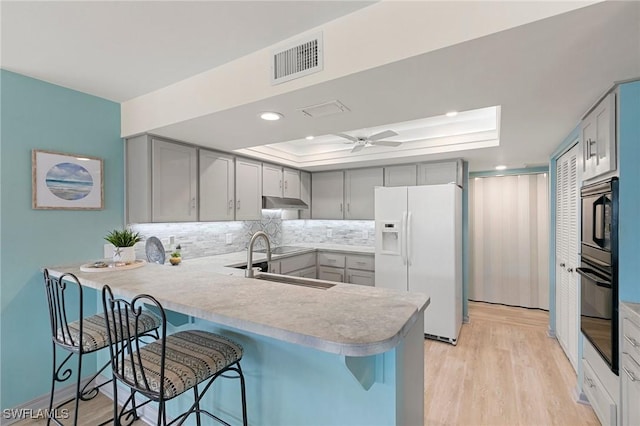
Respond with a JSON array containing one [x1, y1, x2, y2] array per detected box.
[[618, 80, 640, 302], [0, 70, 123, 409]]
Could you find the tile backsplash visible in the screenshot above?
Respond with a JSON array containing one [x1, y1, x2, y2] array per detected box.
[[130, 210, 282, 260], [281, 220, 375, 247], [130, 214, 374, 260]]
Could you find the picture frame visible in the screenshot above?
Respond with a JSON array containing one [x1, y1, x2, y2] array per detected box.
[[32, 149, 104, 210]]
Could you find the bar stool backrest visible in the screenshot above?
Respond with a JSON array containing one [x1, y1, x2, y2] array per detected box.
[[102, 285, 167, 401], [44, 269, 84, 351]]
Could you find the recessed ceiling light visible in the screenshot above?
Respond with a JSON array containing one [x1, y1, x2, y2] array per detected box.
[[445, 111, 458, 117], [495, 165, 507, 170], [305, 136, 314, 140], [259, 112, 283, 121]]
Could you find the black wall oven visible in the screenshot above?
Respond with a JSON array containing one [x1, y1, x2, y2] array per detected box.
[[577, 177, 619, 375]]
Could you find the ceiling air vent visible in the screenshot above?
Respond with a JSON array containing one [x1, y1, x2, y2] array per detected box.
[[271, 32, 323, 85]]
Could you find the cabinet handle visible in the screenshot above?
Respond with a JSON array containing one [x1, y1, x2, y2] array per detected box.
[[623, 367, 639, 382], [279, 180, 282, 189], [189, 197, 196, 215], [347, 203, 350, 213], [328, 259, 336, 263], [623, 351, 640, 368], [625, 335, 640, 348], [340, 203, 343, 212], [285, 181, 288, 190], [228, 200, 233, 210], [585, 377, 595, 388], [237, 200, 241, 210], [357, 261, 366, 265], [588, 139, 597, 158]]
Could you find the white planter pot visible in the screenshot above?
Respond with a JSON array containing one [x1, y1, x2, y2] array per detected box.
[[113, 246, 136, 264]]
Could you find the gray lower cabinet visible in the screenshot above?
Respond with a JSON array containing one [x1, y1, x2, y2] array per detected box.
[[280, 252, 317, 278], [296, 266, 317, 279], [346, 269, 374, 286], [621, 303, 640, 426], [318, 266, 345, 283]]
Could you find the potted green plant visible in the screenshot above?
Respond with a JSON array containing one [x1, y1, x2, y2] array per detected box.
[[104, 228, 141, 264], [169, 251, 182, 265]]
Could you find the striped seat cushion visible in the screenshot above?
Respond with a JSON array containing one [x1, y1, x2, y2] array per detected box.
[[122, 330, 243, 399], [56, 311, 161, 352]]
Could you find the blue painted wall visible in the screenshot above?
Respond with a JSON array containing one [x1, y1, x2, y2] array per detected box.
[[0, 70, 122, 409], [618, 81, 640, 302]]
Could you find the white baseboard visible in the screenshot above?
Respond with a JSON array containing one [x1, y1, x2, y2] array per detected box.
[[547, 327, 556, 338], [573, 385, 590, 405], [0, 378, 92, 426]]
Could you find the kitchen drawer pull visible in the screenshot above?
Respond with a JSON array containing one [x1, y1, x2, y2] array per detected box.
[[623, 352, 640, 368], [585, 377, 595, 388], [357, 261, 366, 265], [237, 200, 241, 210], [228, 200, 233, 210], [625, 335, 640, 348], [328, 259, 336, 263], [623, 366, 639, 382]]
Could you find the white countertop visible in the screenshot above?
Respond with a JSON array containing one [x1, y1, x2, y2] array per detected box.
[[45, 246, 428, 357]]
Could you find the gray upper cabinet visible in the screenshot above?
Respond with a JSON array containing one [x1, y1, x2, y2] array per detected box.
[[417, 160, 462, 187], [384, 165, 417, 187], [344, 168, 383, 220], [262, 163, 283, 197], [582, 91, 616, 182], [283, 168, 301, 198], [151, 139, 197, 222], [199, 150, 235, 221], [299, 171, 311, 219], [312, 171, 344, 219], [126, 135, 152, 223], [236, 158, 262, 220]]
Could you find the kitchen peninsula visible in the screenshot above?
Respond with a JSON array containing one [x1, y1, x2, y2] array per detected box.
[[45, 254, 429, 425]]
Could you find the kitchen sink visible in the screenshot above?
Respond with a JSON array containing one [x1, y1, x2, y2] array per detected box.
[[253, 273, 336, 290]]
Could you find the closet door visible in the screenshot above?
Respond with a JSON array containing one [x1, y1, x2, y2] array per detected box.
[[555, 143, 580, 371]]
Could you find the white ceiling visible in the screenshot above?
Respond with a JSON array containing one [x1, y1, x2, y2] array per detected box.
[[2, 1, 639, 172], [0, 1, 374, 101]]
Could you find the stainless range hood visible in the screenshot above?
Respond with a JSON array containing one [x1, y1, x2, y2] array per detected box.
[[262, 196, 309, 210]]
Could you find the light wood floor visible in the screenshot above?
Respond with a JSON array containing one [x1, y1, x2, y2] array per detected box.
[[17, 302, 598, 426], [425, 301, 599, 426]]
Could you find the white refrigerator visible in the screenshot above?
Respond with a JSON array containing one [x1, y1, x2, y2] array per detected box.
[[374, 184, 462, 344]]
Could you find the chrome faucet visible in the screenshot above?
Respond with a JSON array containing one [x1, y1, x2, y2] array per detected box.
[[245, 231, 271, 278]]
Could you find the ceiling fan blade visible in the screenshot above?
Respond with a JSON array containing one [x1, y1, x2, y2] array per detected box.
[[371, 140, 402, 147], [368, 130, 398, 141], [334, 133, 358, 143], [351, 144, 366, 153]]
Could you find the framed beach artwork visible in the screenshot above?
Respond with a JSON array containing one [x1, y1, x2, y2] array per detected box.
[[32, 150, 104, 210]]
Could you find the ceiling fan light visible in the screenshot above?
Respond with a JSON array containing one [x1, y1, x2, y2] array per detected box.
[[260, 111, 283, 121], [305, 136, 314, 140], [446, 111, 458, 117]]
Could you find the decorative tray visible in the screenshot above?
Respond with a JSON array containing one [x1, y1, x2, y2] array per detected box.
[[80, 259, 146, 273]]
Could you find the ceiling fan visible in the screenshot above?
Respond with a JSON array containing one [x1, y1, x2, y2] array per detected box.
[[334, 130, 402, 153]]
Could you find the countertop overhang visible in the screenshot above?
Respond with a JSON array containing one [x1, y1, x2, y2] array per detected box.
[[45, 249, 428, 357]]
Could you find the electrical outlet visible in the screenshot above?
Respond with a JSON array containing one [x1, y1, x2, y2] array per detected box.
[[226, 233, 233, 244], [326, 229, 332, 238], [362, 230, 368, 239]]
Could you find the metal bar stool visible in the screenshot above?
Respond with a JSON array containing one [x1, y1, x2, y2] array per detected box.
[[44, 269, 161, 425], [102, 285, 248, 426]]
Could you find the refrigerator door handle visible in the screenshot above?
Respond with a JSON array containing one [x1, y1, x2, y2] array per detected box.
[[407, 211, 412, 266], [401, 211, 408, 265]]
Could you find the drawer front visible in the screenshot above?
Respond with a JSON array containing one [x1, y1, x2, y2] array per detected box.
[[280, 253, 316, 274], [622, 352, 640, 426], [623, 317, 640, 360], [296, 266, 317, 279], [318, 266, 344, 283], [346, 269, 374, 286], [346, 254, 375, 271], [582, 360, 617, 426], [318, 252, 346, 268]]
